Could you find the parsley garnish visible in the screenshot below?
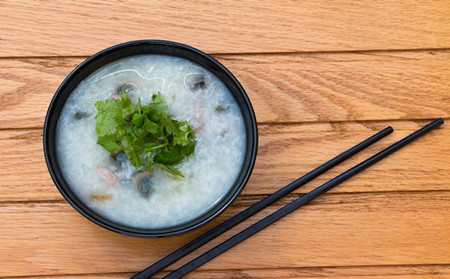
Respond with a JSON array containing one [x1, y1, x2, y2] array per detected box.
[[95, 91, 196, 177]]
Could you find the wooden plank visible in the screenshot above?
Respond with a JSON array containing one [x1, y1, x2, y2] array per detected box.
[[230, 58, 450, 124], [0, 120, 448, 202], [0, 192, 448, 277], [0, 51, 449, 128], [10, 265, 450, 279], [1, 0, 450, 57], [0, 49, 448, 69]]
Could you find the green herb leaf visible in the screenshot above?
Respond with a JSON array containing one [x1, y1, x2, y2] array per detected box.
[[95, 91, 196, 177], [97, 135, 120, 153], [173, 121, 196, 146], [154, 163, 184, 178], [95, 99, 121, 136]]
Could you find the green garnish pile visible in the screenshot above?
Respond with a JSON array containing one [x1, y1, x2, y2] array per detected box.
[[95, 91, 196, 177]]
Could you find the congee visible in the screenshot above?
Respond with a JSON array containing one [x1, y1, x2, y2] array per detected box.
[[56, 55, 246, 229]]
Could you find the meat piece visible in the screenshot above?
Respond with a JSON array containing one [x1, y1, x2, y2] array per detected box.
[[96, 168, 118, 186]]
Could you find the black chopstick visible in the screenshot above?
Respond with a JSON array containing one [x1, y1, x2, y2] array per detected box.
[[163, 118, 444, 279], [132, 126, 393, 279]]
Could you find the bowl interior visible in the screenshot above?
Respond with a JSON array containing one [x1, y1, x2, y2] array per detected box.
[[44, 40, 257, 237]]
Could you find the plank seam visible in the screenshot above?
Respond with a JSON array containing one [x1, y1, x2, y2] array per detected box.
[[2, 263, 449, 278], [0, 47, 449, 60], [1, 190, 449, 206], [1, 118, 449, 132]]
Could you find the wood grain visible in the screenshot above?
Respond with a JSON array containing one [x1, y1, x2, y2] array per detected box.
[[2, 1, 449, 278], [1, 192, 448, 277], [10, 265, 450, 279], [1, 0, 449, 57], [0, 51, 449, 129], [1, 120, 448, 202]]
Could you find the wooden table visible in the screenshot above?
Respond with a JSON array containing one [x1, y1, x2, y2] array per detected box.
[[1, 1, 449, 278]]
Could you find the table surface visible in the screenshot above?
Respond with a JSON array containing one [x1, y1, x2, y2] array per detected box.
[[1, 1, 449, 278]]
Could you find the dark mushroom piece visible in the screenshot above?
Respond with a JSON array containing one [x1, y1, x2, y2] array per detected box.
[[138, 177, 153, 197], [214, 100, 230, 112], [186, 74, 210, 91], [215, 105, 227, 112], [74, 111, 90, 120], [132, 171, 153, 197], [113, 83, 137, 100], [192, 79, 206, 91], [118, 83, 137, 94], [112, 152, 128, 168]]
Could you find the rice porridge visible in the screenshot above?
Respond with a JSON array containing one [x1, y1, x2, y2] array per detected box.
[[56, 55, 246, 229]]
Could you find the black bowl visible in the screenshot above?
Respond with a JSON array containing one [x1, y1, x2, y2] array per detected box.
[[43, 40, 258, 237]]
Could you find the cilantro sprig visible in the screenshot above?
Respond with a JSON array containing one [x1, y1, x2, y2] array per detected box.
[[95, 91, 196, 177]]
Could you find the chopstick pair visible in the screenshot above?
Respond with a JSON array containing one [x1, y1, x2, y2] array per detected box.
[[132, 118, 444, 279]]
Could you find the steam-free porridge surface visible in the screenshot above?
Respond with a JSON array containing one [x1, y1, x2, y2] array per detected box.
[[56, 55, 246, 229]]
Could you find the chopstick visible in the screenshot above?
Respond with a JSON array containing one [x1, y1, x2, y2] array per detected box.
[[162, 118, 444, 279], [132, 126, 393, 279]]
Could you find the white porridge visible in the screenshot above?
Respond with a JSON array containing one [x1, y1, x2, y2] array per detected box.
[[56, 55, 246, 229]]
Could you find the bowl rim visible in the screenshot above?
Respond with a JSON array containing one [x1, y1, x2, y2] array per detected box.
[[43, 40, 258, 237]]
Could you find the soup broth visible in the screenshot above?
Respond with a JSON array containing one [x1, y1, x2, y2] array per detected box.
[[56, 55, 246, 229]]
